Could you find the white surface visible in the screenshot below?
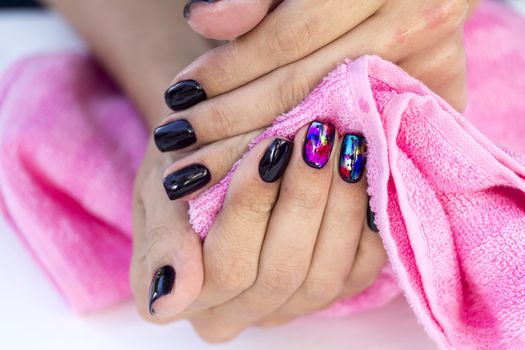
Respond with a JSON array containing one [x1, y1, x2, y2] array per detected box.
[[2, 4, 524, 348]]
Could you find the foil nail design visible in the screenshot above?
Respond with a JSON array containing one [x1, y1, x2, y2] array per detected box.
[[339, 134, 367, 183], [303, 121, 336, 169]]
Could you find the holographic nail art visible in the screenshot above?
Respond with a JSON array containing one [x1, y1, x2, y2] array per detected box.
[[303, 121, 336, 169], [339, 134, 367, 183]]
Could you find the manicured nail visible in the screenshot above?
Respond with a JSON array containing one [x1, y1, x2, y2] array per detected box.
[[149, 265, 176, 316], [154, 119, 196, 152], [339, 134, 367, 183], [367, 201, 379, 232], [165, 80, 207, 111], [183, 0, 218, 19], [163, 164, 211, 200], [303, 121, 336, 169], [259, 139, 293, 183]]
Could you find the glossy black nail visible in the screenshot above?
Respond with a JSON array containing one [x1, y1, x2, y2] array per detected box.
[[259, 139, 293, 183], [367, 200, 379, 232], [165, 80, 207, 111], [149, 265, 176, 316], [154, 119, 196, 152], [163, 164, 211, 200], [183, 0, 218, 18]]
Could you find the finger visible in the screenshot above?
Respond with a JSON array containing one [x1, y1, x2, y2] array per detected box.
[[190, 122, 336, 342], [398, 30, 467, 112], [342, 224, 388, 298], [160, 2, 466, 149], [172, 0, 385, 101], [186, 137, 291, 314], [184, 0, 280, 41], [130, 147, 204, 321], [258, 133, 369, 325], [160, 130, 259, 200]]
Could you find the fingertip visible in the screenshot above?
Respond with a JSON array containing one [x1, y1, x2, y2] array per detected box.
[[145, 227, 204, 319], [186, 0, 271, 40]]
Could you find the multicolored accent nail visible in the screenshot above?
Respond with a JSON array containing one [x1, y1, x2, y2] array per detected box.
[[339, 134, 367, 183], [303, 121, 336, 169]]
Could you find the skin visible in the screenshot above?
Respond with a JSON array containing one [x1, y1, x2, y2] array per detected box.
[[134, 128, 384, 344], [154, 0, 479, 339], [44, 0, 479, 343], [42, 0, 214, 129]]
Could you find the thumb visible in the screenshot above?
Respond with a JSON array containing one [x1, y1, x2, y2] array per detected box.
[[131, 159, 203, 321], [184, 0, 281, 40]]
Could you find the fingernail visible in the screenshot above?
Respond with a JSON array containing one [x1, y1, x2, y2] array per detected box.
[[154, 119, 196, 152], [149, 265, 176, 316], [259, 139, 293, 183], [339, 134, 367, 183], [163, 164, 211, 200], [165, 80, 207, 111], [367, 201, 379, 232], [303, 121, 336, 169], [183, 0, 218, 19]]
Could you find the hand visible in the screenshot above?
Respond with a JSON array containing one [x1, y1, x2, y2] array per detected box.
[[131, 123, 386, 342], [155, 0, 475, 157]]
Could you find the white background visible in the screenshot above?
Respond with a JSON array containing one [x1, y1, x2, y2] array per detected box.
[[1, 4, 524, 349]]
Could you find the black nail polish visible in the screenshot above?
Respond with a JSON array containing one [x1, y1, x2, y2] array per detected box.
[[259, 139, 293, 183], [154, 119, 196, 152], [149, 265, 176, 316], [165, 80, 207, 111], [163, 164, 211, 200], [367, 201, 379, 232], [183, 0, 218, 19]]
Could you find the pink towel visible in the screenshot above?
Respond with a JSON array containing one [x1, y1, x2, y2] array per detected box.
[[0, 0, 524, 348]]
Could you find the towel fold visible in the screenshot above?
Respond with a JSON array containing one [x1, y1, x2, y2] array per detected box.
[[1, 0, 524, 348]]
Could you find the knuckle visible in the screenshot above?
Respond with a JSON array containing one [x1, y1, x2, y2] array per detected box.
[[206, 251, 256, 294], [182, 45, 238, 89], [205, 101, 235, 139], [266, 16, 313, 63], [140, 225, 182, 267], [280, 183, 325, 212], [227, 182, 275, 220], [209, 44, 240, 87], [302, 274, 345, 302], [277, 68, 316, 112], [256, 264, 304, 296]]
